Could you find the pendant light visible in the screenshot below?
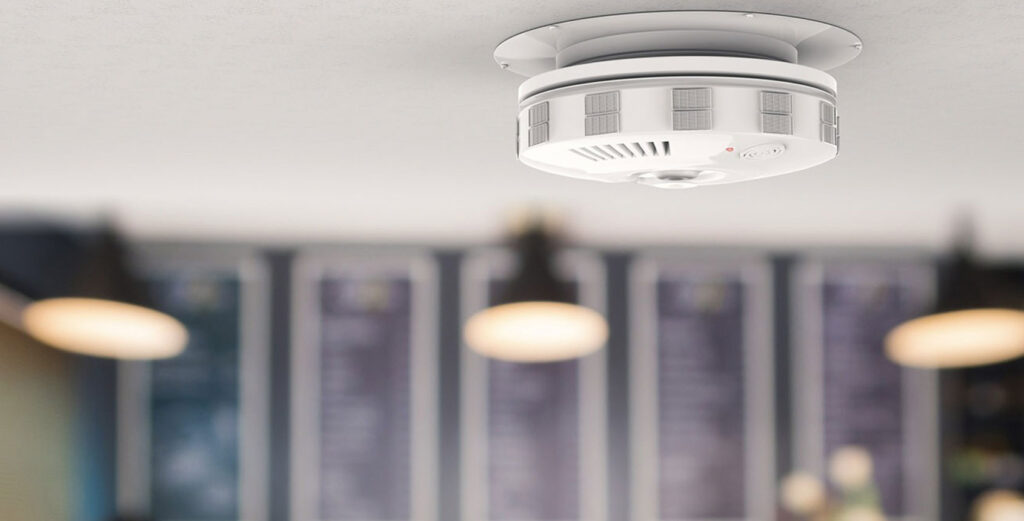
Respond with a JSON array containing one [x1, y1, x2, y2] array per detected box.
[[463, 222, 608, 362], [21, 226, 188, 360], [885, 234, 1024, 369]]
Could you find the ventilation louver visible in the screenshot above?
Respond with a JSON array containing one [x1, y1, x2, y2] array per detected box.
[[570, 141, 671, 161]]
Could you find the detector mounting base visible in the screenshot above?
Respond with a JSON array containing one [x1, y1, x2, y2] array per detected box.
[[495, 11, 862, 77]]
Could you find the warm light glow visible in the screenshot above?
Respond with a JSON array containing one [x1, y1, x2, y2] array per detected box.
[[828, 445, 874, 491], [22, 298, 188, 359], [836, 506, 887, 521], [464, 301, 608, 362], [779, 471, 826, 515], [972, 490, 1024, 521], [886, 308, 1024, 368]]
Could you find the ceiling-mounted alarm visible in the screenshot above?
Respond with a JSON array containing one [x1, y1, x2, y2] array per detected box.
[[494, 11, 861, 189]]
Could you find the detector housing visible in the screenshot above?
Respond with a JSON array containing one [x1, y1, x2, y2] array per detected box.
[[495, 11, 861, 189]]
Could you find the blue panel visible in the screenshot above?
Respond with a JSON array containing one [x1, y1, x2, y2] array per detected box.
[[73, 357, 118, 521], [148, 272, 242, 521], [819, 263, 932, 516], [487, 359, 580, 521], [317, 276, 414, 520], [485, 280, 582, 521], [655, 272, 747, 519]]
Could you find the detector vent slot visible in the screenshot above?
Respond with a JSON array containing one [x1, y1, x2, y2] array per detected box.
[[569, 142, 671, 161]]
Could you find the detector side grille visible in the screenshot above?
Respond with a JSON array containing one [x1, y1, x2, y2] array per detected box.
[[760, 91, 792, 135], [527, 102, 550, 147], [820, 101, 838, 146], [761, 114, 792, 135], [585, 91, 620, 136], [672, 88, 712, 131]]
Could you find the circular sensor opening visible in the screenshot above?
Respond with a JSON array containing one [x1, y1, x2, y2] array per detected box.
[[633, 170, 726, 189]]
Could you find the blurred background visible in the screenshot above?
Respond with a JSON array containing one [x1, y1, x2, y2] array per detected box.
[[3, 218, 1024, 521], [3, 2, 1024, 521]]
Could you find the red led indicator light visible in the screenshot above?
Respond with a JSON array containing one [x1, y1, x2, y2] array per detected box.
[[726, 147, 734, 152]]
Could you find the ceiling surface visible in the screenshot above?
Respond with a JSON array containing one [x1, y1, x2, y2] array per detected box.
[[2, 1, 1023, 252]]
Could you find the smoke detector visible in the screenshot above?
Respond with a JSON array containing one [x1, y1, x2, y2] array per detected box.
[[494, 11, 861, 189]]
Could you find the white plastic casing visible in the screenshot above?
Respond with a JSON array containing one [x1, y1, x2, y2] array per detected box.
[[516, 57, 840, 188]]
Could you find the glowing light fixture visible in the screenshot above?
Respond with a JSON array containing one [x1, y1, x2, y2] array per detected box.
[[972, 490, 1024, 521], [886, 245, 1024, 369], [464, 223, 608, 362], [21, 227, 188, 360]]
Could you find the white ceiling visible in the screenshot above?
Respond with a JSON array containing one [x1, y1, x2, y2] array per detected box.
[[2, 0, 1024, 252]]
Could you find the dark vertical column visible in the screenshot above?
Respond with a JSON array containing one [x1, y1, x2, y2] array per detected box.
[[603, 252, 631, 521], [773, 255, 794, 482], [939, 370, 963, 521], [74, 356, 118, 521], [267, 251, 293, 521], [437, 251, 463, 521]]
